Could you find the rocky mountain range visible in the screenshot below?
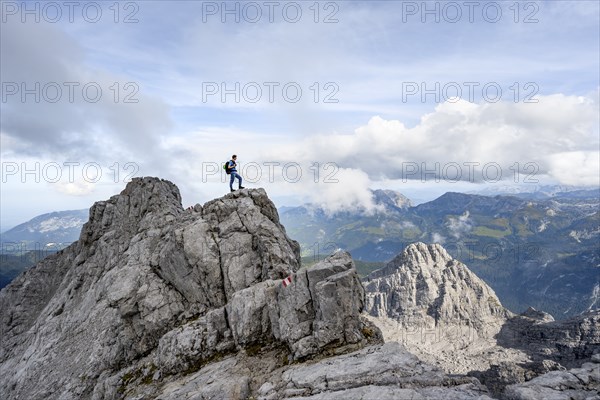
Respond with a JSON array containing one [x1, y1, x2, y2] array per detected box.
[[0, 210, 89, 288], [280, 189, 600, 319], [470, 185, 600, 200], [0, 178, 481, 399], [1, 178, 598, 400], [3, 187, 597, 320], [1, 209, 88, 249]]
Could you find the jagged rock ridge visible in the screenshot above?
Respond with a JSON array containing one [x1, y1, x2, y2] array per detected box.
[[0, 178, 492, 400], [0, 178, 369, 398], [497, 307, 600, 368]]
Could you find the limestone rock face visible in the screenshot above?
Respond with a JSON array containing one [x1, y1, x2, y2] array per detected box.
[[148, 342, 493, 400], [497, 308, 600, 368], [503, 355, 600, 400], [363, 242, 511, 336], [260, 342, 493, 400], [0, 178, 375, 400]]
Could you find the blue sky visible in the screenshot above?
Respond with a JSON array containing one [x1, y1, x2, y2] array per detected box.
[[1, 0, 599, 230]]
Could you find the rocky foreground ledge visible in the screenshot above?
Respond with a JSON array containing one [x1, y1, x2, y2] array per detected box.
[[1, 177, 497, 400]]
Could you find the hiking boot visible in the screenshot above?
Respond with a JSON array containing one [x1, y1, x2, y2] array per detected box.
[[239, 186, 245, 189], [230, 188, 236, 192]]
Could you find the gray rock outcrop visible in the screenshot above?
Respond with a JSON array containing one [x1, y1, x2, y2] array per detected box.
[[467, 308, 600, 397], [497, 307, 600, 368], [258, 342, 492, 400], [117, 341, 493, 400], [503, 354, 600, 400], [0, 178, 373, 399]]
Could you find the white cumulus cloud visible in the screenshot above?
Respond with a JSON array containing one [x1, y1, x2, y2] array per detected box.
[[264, 95, 599, 186]]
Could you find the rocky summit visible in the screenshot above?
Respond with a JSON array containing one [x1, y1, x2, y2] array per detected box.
[[0, 177, 500, 400]]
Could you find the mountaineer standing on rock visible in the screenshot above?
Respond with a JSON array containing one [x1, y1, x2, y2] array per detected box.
[[226, 154, 245, 192]]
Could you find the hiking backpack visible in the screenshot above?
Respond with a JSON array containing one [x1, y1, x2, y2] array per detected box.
[[224, 161, 232, 174]]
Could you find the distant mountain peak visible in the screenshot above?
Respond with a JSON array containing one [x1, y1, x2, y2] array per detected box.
[[1, 209, 89, 249], [370, 189, 412, 210], [397, 241, 453, 266], [280, 188, 412, 219], [364, 242, 510, 331]]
